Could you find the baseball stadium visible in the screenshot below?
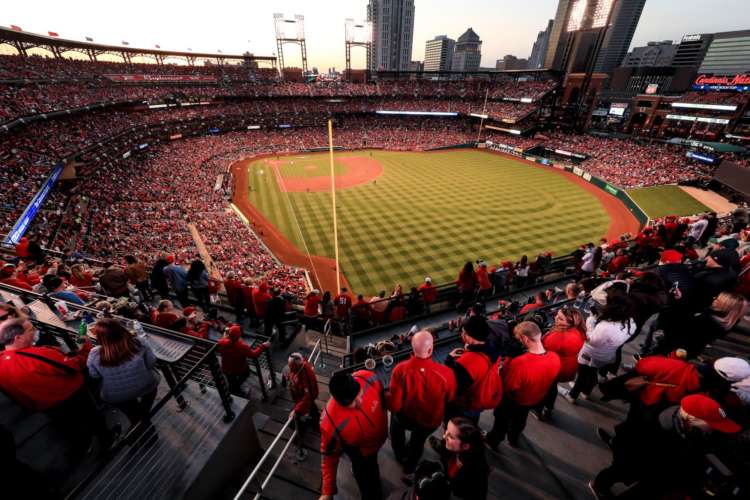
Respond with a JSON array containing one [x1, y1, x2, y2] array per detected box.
[[2, 2, 750, 500]]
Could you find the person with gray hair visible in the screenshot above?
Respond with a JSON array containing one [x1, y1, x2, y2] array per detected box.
[[286, 352, 319, 462], [0, 318, 117, 453]]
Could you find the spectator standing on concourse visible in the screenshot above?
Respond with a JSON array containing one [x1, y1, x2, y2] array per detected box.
[[334, 287, 352, 334], [163, 256, 189, 307], [99, 262, 130, 298], [187, 259, 211, 312], [485, 321, 561, 449], [286, 352, 319, 462], [418, 277, 437, 313], [320, 370, 387, 500], [217, 325, 271, 397], [150, 256, 170, 299], [387, 330, 457, 475], [265, 288, 288, 345], [302, 289, 322, 331], [124, 255, 151, 301], [476, 261, 493, 302], [455, 262, 477, 310]]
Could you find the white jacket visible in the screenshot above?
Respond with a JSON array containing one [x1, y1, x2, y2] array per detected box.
[[578, 316, 634, 368]]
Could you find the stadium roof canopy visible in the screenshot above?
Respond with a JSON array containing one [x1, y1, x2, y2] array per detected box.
[[0, 25, 276, 66]]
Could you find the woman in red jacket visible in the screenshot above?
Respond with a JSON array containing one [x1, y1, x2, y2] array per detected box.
[[535, 306, 585, 419], [217, 325, 270, 397]]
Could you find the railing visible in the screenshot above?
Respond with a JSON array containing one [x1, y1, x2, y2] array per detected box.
[[233, 340, 321, 500]]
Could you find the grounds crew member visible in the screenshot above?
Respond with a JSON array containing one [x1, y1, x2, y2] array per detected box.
[[485, 321, 561, 449], [320, 369, 387, 500], [387, 330, 457, 475], [444, 315, 503, 424]]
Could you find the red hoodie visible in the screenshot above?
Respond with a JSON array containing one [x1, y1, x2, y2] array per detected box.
[[542, 327, 585, 382], [387, 355, 456, 429], [288, 360, 319, 415], [217, 337, 268, 375], [320, 370, 387, 495], [252, 283, 271, 318], [635, 356, 702, 406]]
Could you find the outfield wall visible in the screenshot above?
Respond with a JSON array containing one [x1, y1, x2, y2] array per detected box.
[[484, 141, 649, 227]]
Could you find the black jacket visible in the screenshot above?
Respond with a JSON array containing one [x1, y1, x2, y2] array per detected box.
[[438, 447, 489, 500], [693, 267, 737, 310]]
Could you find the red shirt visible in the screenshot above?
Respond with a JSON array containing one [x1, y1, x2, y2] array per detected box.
[[454, 350, 503, 412], [418, 283, 437, 304], [0, 346, 88, 412], [224, 278, 243, 307], [387, 356, 457, 429], [217, 338, 268, 375], [320, 370, 387, 495], [288, 360, 319, 415], [518, 301, 542, 315], [252, 288, 271, 318], [0, 277, 32, 291], [635, 356, 702, 406], [542, 328, 585, 382], [304, 294, 322, 317], [241, 285, 255, 314], [503, 351, 561, 406], [476, 267, 492, 291], [352, 298, 370, 321], [334, 293, 352, 319]]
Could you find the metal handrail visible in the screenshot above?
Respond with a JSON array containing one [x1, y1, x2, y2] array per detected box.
[[232, 345, 319, 500]]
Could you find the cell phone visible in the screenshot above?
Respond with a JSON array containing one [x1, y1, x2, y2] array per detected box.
[[670, 281, 680, 292]]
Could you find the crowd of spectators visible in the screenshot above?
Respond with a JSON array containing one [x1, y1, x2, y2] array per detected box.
[[542, 132, 714, 188], [676, 91, 749, 107]]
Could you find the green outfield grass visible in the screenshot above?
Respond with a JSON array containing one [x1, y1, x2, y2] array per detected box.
[[247, 149, 611, 294], [627, 185, 710, 220]]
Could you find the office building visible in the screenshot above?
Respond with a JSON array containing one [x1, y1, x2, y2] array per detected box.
[[622, 40, 676, 67], [367, 0, 415, 71], [451, 28, 482, 72], [529, 19, 554, 69], [672, 33, 714, 68], [544, 0, 571, 70], [424, 35, 455, 72], [699, 29, 750, 75], [593, 0, 648, 74], [496, 54, 528, 71]]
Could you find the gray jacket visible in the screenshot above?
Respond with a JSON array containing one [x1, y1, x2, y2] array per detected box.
[[87, 343, 160, 404]]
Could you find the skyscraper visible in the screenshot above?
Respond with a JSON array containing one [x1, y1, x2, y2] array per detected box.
[[529, 19, 554, 69], [544, 0, 647, 74], [367, 0, 415, 71], [424, 35, 455, 72], [451, 28, 482, 72], [593, 0, 648, 74]]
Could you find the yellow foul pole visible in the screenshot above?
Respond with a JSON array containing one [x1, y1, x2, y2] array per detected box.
[[328, 119, 341, 292]]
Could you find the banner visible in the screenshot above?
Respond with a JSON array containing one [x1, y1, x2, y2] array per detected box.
[[103, 74, 218, 83], [692, 74, 750, 92], [5, 163, 64, 244]]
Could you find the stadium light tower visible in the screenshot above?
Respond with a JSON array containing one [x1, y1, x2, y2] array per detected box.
[[273, 13, 309, 78], [344, 18, 372, 82]]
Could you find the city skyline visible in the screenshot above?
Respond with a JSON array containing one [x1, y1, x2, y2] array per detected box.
[[2, 0, 749, 70]]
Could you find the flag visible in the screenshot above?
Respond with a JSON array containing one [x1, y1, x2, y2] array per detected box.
[[10, 25, 22, 32], [155, 44, 160, 49], [85, 36, 93, 42], [48, 31, 59, 37], [122, 40, 129, 46]]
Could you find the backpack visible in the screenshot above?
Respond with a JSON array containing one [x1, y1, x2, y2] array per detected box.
[[464, 352, 503, 411]]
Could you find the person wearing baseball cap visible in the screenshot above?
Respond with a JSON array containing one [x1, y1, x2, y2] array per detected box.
[[418, 277, 437, 313], [320, 370, 387, 500], [217, 325, 270, 397], [591, 393, 740, 499]]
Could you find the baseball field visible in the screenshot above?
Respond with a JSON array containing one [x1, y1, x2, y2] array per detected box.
[[233, 149, 641, 295]]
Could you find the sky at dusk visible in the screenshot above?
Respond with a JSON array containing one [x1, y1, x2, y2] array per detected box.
[[2, 1, 749, 70]]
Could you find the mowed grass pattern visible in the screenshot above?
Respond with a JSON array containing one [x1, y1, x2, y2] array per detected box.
[[248, 150, 610, 294], [627, 185, 710, 220]]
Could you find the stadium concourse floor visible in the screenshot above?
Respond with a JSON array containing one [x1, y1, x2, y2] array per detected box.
[[251, 286, 628, 500], [234, 149, 639, 297]]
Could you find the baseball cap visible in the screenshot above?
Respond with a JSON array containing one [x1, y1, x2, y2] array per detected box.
[[329, 372, 361, 406], [424, 276, 432, 283], [719, 236, 740, 250], [461, 315, 489, 342], [681, 394, 741, 433], [714, 357, 750, 382], [660, 249, 683, 264], [709, 248, 740, 270]]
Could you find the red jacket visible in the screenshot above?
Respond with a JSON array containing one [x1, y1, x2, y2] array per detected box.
[[224, 278, 243, 307], [288, 360, 319, 415], [252, 286, 271, 318], [418, 283, 437, 304], [352, 298, 370, 321], [217, 338, 268, 375], [453, 349, 502, 412], [542, 328, 585, 382], [518, 301, 543, 315], [0, 345, 89, 412], [0, 277, 32, 291], [635, 356, 702, 406], [304, 294, 321, 317], [241, 285, 255, 315], [503, 351, 561, 407], [387, 355, 456, 429], [456, 270, 477, 293], [320, 370, 387, 495]]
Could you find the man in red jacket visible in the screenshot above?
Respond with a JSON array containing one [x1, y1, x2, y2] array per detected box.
[[217, 325, 271, 397], [486, 321, 561, 449], [0, 318, 115, 452], [320, 370, 387, 500], [387, 330, 456, 475], [287, 352, 319, 462], [417, 277, 437, 312], [334, 287, 352, 334], [223, 272, 244, 323], [241, 278, 257, 326]]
